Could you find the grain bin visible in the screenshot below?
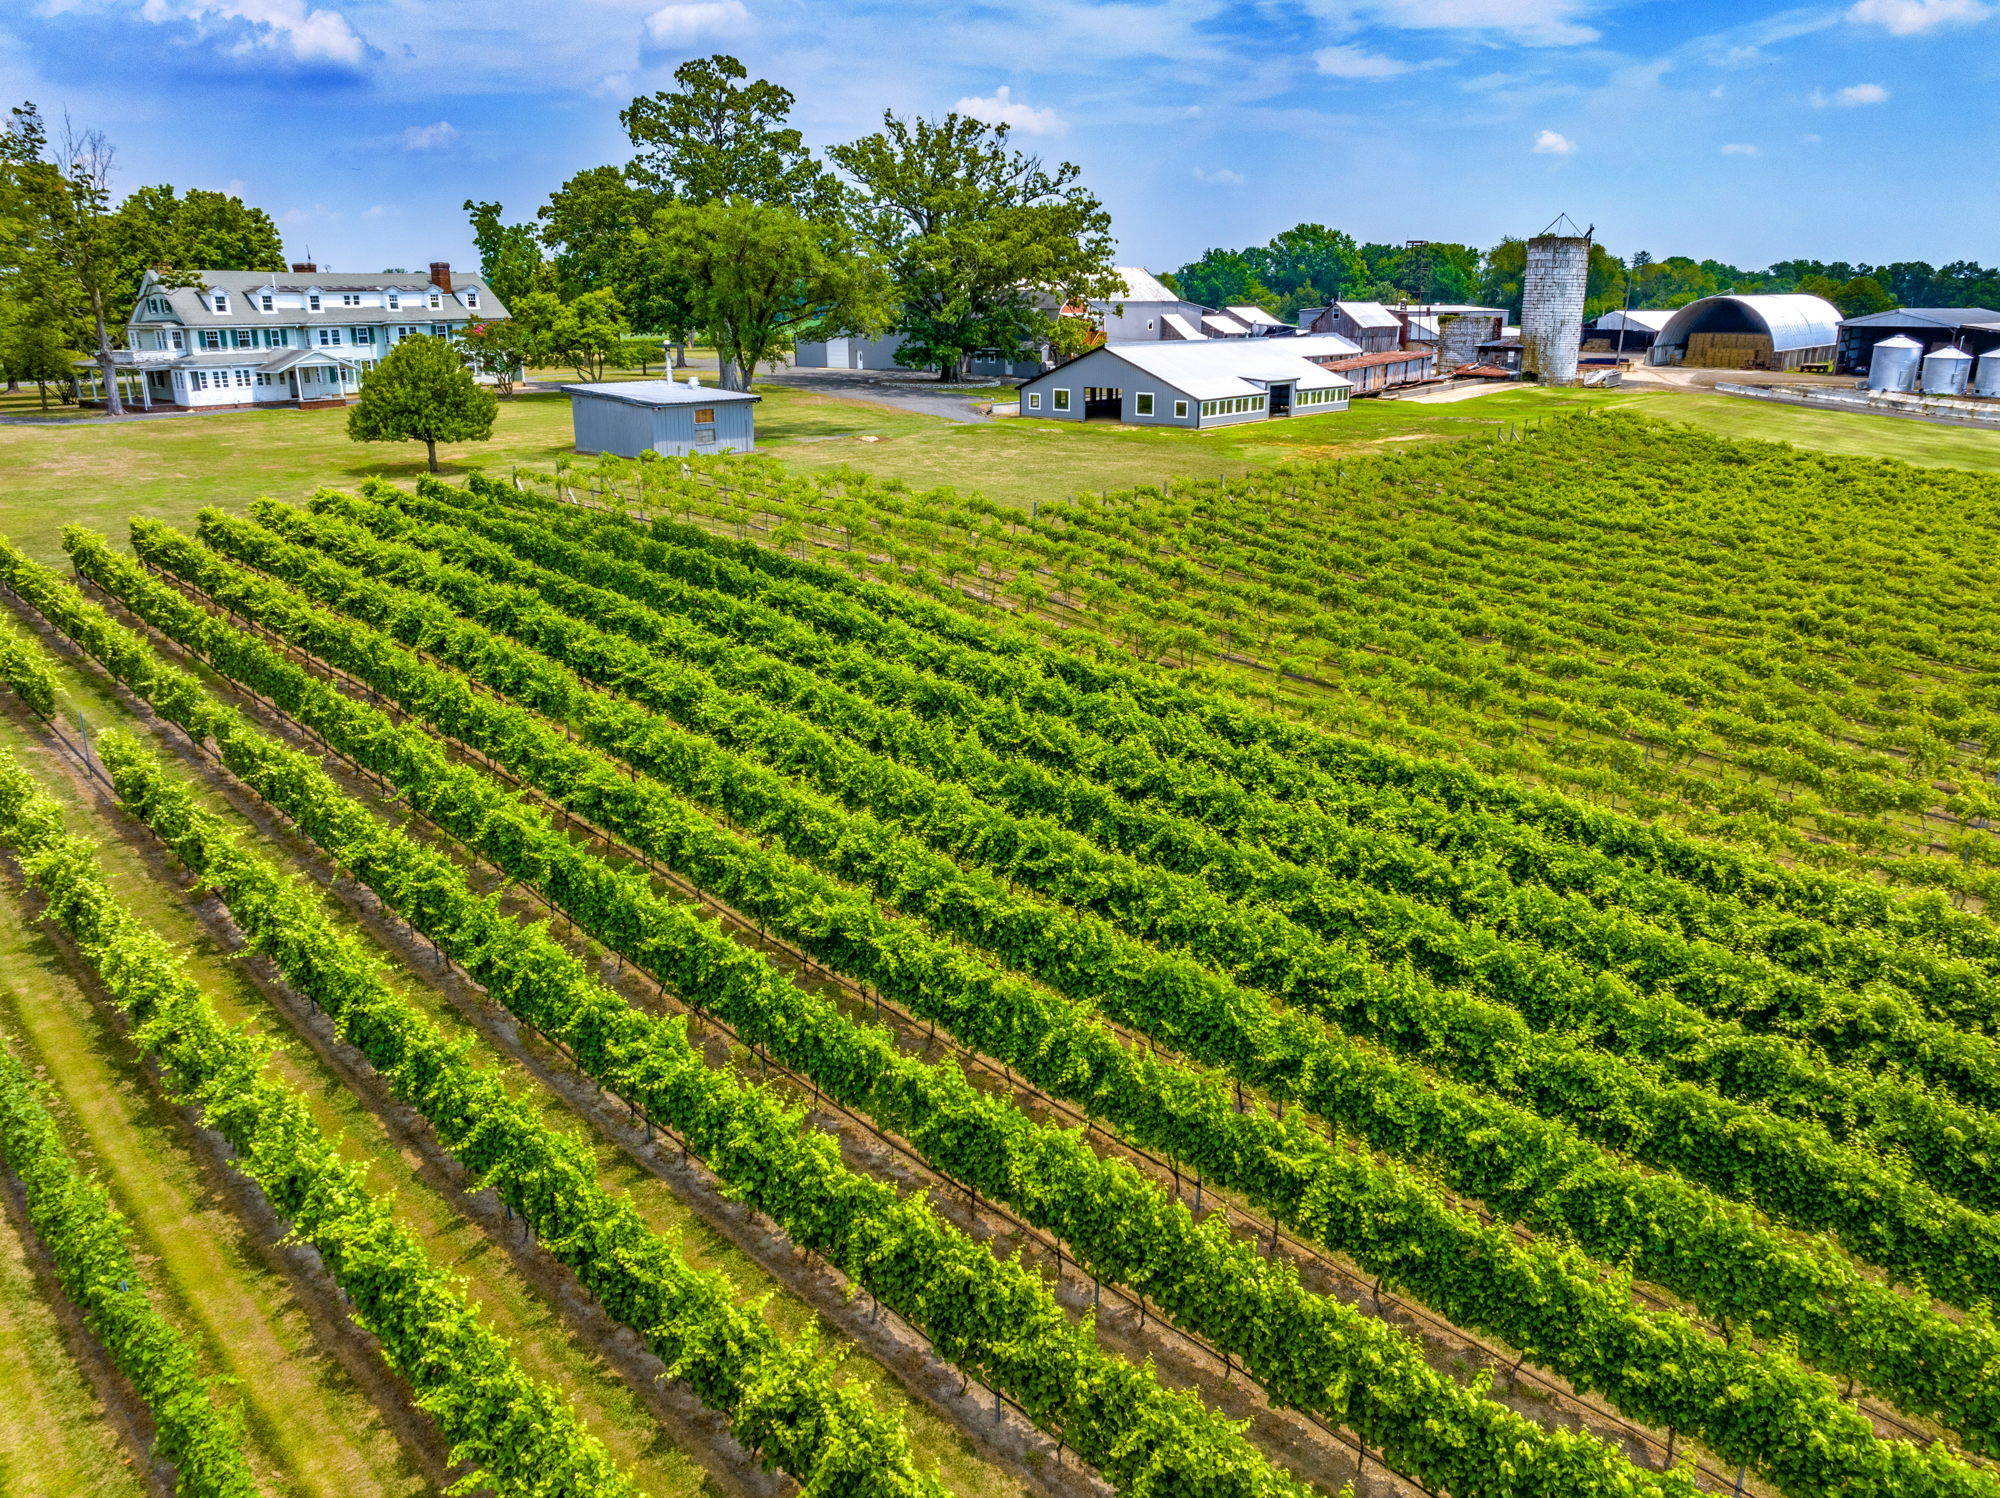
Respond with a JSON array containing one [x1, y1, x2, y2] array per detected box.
[[1975, 347, 2000, 398], [1521, 232, 1589, 384], [1920, 346, 1972, 396], [1867, 335, 1923, 392]]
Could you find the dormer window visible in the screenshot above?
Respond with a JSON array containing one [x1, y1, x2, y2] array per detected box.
[[145, 296, 169, 316], [341, 292, 361, 306], [428, 292, 442, 309], [464, 290, 479, 309], [260, 293, 274, 311], [387, 292, 400, 310], [309, 293, 321, 311], [212, 291, 230, 313]]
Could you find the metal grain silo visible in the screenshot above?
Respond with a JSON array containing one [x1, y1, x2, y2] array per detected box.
[[1973, 348, 2000, 398], [1921, 345, 1972, 396], [1867, 335, 1923, 392], [1521, 227, 1589, 384]]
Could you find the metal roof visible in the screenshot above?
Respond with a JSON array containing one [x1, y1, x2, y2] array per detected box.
[[1593, 308, 1676, 333], [1225, 305, 1285, 328], [1201, 312, 1250, 336], [1334, 301, 1404, 330], [1287, 331, 1363, 357], [1108, 267, 1183, 304], [562, 381, 759, 407], [1655, 294, 1840, 353], [1316, 349, 1438, 373], [1838, 307, 2000, 329], [1021, 341, 1352, 401], [1160, 312, 1207, 340]]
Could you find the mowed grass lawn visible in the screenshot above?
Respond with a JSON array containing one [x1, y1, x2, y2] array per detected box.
[[4, 376, 1999, 564]]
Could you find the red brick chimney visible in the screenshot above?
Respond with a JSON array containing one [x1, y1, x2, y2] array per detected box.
[[291, 261, 316, 273], [429, 261, 452, 293]]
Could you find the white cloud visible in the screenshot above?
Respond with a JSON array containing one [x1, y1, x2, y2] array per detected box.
[[143, 0, 367, 64], [1803, 131, 1822, 142], [954, 85, 1068, 135], [1362, 0, 1598, 44], [1848, 0, 1991, 31], [1720, 142, 1758, 153], [1192, 166, 1246, 185], [1532, 128, 1576, 153], [642, 0, 751, 44], [1810, 81, 1890, 105], [363, 203, 394, 218], [1315, 45, 1410, 78], [400, 120, 458, 150]]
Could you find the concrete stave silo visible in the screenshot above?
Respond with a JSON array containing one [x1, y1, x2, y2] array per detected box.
[[1521, 231, 1589, 384]]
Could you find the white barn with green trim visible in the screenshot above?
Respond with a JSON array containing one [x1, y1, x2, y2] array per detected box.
[[1015, 339, 1353, 428]]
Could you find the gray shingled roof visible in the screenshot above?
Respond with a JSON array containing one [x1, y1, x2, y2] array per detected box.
[[136, 269, 508, 329]]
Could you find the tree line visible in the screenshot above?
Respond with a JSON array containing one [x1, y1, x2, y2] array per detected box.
[[1170, 227, 2000, 325], [0, 103, 283, 411], [463, 55, 1122, 390]]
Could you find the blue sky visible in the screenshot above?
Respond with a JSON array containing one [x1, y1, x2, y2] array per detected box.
[[3, 0, 1994, 277]]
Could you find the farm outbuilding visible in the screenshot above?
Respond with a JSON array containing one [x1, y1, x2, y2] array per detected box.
[[565, 380, 758, 458], [1311, 348, 1439, 394], [1298, 302, 1404, 353], [1585, 309, 1675, 354], [1648, 294, 1841, 371], [1015, 341, 1351, 428], [1834, 308, 2000, 376]]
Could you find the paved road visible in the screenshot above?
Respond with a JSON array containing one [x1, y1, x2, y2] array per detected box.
[[759, 368, 1005, 424]]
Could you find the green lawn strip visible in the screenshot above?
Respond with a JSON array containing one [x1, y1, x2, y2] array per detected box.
[[0, 1024, 260, 1495], [0, 748, 645, 1498], [0, 1135, 151, 1498]]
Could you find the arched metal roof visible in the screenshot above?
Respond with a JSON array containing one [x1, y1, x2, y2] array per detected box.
[[1655, 294, 1841, 353]]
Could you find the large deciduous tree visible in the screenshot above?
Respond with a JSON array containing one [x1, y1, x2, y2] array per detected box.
[[650, 198, 887, 391], [621, 54, 838, 214], [829, 113, 1119, 381], [535, 166, 698, 362], [463, 198, 545, 309], [347, 334, 496, 473], [12, 110, 131, 413]]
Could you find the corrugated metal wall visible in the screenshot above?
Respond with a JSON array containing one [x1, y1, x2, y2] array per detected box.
[[570, 392, 756, 457]]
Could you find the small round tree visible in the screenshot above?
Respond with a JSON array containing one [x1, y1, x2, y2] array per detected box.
[[346, 334, 497, 473]]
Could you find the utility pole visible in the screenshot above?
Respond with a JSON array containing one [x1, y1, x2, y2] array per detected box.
[[1614, 253, 1635, 366]]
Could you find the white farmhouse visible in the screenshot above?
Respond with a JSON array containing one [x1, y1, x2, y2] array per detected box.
[[93, 260, 508, 411]]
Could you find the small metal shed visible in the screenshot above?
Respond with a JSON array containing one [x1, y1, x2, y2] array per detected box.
[[564, 379, 758, 458]]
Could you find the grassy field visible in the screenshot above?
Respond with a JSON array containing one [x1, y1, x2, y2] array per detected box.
[[0, 622, 1025, 1498], [3, 373, 1998, 568]]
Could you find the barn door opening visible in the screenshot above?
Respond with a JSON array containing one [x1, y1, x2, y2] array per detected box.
[[1269, 383, 1293, 416], [1084, 386, 1122, 419]]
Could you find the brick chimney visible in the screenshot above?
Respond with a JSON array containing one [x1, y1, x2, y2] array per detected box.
[[290, 261, 316, 273], [429, 261, 452, 293]]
